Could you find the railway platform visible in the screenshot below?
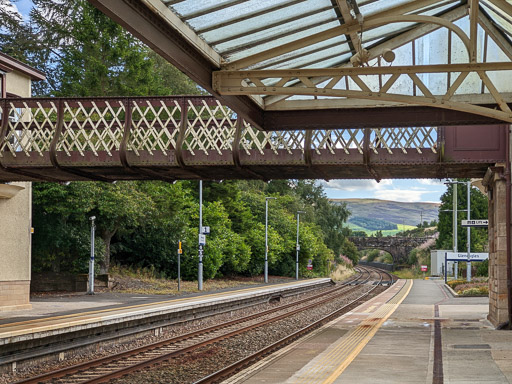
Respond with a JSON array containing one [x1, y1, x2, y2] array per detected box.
[[0, 278, 332, 371], [226, 279, 512, 384]]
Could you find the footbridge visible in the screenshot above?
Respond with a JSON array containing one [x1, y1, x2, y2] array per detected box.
[[350, 236, 433, 264], [0, 96, 506, 182]]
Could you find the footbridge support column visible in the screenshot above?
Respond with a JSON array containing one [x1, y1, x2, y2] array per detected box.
[[484, 165, 511, 328]]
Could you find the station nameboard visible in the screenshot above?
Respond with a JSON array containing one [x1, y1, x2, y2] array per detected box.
[[445, 252, 489, 261], [461, 219, 488, 227]]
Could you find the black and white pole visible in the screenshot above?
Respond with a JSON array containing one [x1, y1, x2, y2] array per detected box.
[[453, 183, 458, 279], [198, 180, 204, 291], [296, 210, 305, 280], [264, 197, 276, 284], [466, 181, 472, 282], [87, 216, 96, 295], [178, 240, 182, 291]]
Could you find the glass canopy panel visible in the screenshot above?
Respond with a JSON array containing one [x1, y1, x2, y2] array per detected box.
[[219, 20, 342, 62], [251, 36, 349, 70]]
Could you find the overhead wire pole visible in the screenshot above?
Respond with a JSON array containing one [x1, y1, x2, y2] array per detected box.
[[296, 211, 306, 280], [467, 181, 472, 282]]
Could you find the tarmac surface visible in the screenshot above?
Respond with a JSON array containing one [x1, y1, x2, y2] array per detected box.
[[224, 279, 512, 384]]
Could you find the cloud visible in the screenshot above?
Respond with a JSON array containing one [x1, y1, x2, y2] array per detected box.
[[373, 188, 429, 202], [417, 179, 447, 186], [320, 179, 392, 192]]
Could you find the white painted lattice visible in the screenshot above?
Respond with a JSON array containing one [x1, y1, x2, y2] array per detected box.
[[0, 101, 57, 157], [311, 129, 364, 155], [240, 123, 305, 155], [370, 127, 438, 154], [183, 100, 236, 155], [58, 100, 124, 157], [129, 100, 181, 155]]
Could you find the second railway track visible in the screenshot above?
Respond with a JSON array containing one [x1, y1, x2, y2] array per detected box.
[[13, 266, 393, 384]]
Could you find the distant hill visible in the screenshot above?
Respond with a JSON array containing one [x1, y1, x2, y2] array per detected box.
[[331, 198, 440, 233]]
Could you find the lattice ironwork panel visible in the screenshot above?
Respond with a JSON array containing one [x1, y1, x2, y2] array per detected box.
[[0, 100, 58, 157], [311, 129, 364, 155], [183, 100, 236, 155], [58, 100, 125, 157], [129, 99, 181, 156], [240, 123, 305, 156], [370, 127, 438, 154]]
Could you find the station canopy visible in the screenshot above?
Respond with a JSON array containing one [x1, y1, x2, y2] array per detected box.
[[91, 0, 512, 129]]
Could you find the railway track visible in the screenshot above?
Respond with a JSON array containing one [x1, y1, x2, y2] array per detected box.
[[14, 267, 390, 384]]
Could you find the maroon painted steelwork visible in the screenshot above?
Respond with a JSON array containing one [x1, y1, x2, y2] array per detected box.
[[0, 96, 506, 182]]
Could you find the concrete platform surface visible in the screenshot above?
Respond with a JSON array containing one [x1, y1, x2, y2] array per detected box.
[[0, 278, 331, 345], [226, 279, 512, 384]]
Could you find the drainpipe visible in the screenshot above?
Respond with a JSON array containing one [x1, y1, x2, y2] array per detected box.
[[507, 126, 512, 329]]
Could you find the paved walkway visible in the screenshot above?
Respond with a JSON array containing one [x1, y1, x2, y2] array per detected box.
[[226, 279, 512, 384]]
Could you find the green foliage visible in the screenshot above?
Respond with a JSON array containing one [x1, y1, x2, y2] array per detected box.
[[436, 180, 488, 252], [366, 249, 381, 262], [0, 0, 200, 96], [32, 179, 348, 280], [348, 217, 397, 231], [476, 259, 489, 277]]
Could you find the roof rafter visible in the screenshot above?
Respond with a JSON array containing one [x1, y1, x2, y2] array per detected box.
[[264, 5, 467, 106], [478, 11, 512, 61]]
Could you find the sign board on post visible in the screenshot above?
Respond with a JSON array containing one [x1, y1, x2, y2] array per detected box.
[[445, 252, 489, 261], [198, 234, 206, 246], [307, 259, 313, 270], [201, 226, 210, 235], [421, 265, 428, 272], [461, 219, 488, 227]]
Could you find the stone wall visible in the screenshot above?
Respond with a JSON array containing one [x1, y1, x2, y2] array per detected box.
[[486, 172, 509, 327]]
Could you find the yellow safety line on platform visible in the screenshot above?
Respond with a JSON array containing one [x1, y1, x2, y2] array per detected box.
[[290, 279, 413, 384], [0, 279, 324, 330]]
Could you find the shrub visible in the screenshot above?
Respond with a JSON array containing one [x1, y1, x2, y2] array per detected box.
[[459, 286, 488, 296]]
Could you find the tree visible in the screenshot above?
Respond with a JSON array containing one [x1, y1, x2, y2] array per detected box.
[[436, 180, 488, 252]]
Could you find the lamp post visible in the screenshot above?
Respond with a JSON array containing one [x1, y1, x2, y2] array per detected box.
[[198, 180, 204, 291], [296, 211, 306, 280], [87, 216, 96, 295], [466, 180, 472, 282], [265, 197, 276, 283]]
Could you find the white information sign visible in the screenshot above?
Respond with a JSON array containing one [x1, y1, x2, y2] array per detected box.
[[445, 252, 489, 261], [461, 219, 488, 227], [199, 234, 206, 245]]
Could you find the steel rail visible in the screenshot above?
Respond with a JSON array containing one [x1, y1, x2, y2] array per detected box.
[[13, 271, 367, 384], [194, 266, 387, 384]]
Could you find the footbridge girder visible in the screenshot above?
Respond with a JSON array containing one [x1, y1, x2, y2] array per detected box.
[[0, 96, 506, 182]]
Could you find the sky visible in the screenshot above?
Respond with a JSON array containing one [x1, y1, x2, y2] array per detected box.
[[4, 1, 450, 203], [321, 179, 447, 203]]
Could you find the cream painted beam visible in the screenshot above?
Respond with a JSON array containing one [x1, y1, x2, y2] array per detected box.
[[479, 13, 512, 61], [213, 63, 512, 123], [336, 0, 361, 54], [486, 0, 512, 19], [264, 5, 467, 106], [266, 92, 512, 110], [141, 0, 221, 67], [470, 0, 479, 62]]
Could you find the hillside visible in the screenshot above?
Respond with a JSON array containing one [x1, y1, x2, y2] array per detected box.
[[331, 198, 440, 234]]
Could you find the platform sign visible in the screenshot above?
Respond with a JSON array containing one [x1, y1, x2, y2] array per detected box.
[[307, 264, 313, 270], [421, 265, 428, 272], [445, 252, 489, 262], [198, 234, 206, 245], [201, 226, 210, 235], [461, 219, 488, 227]]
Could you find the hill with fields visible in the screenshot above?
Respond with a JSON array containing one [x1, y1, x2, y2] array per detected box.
[[331, 198, 440, 235]]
